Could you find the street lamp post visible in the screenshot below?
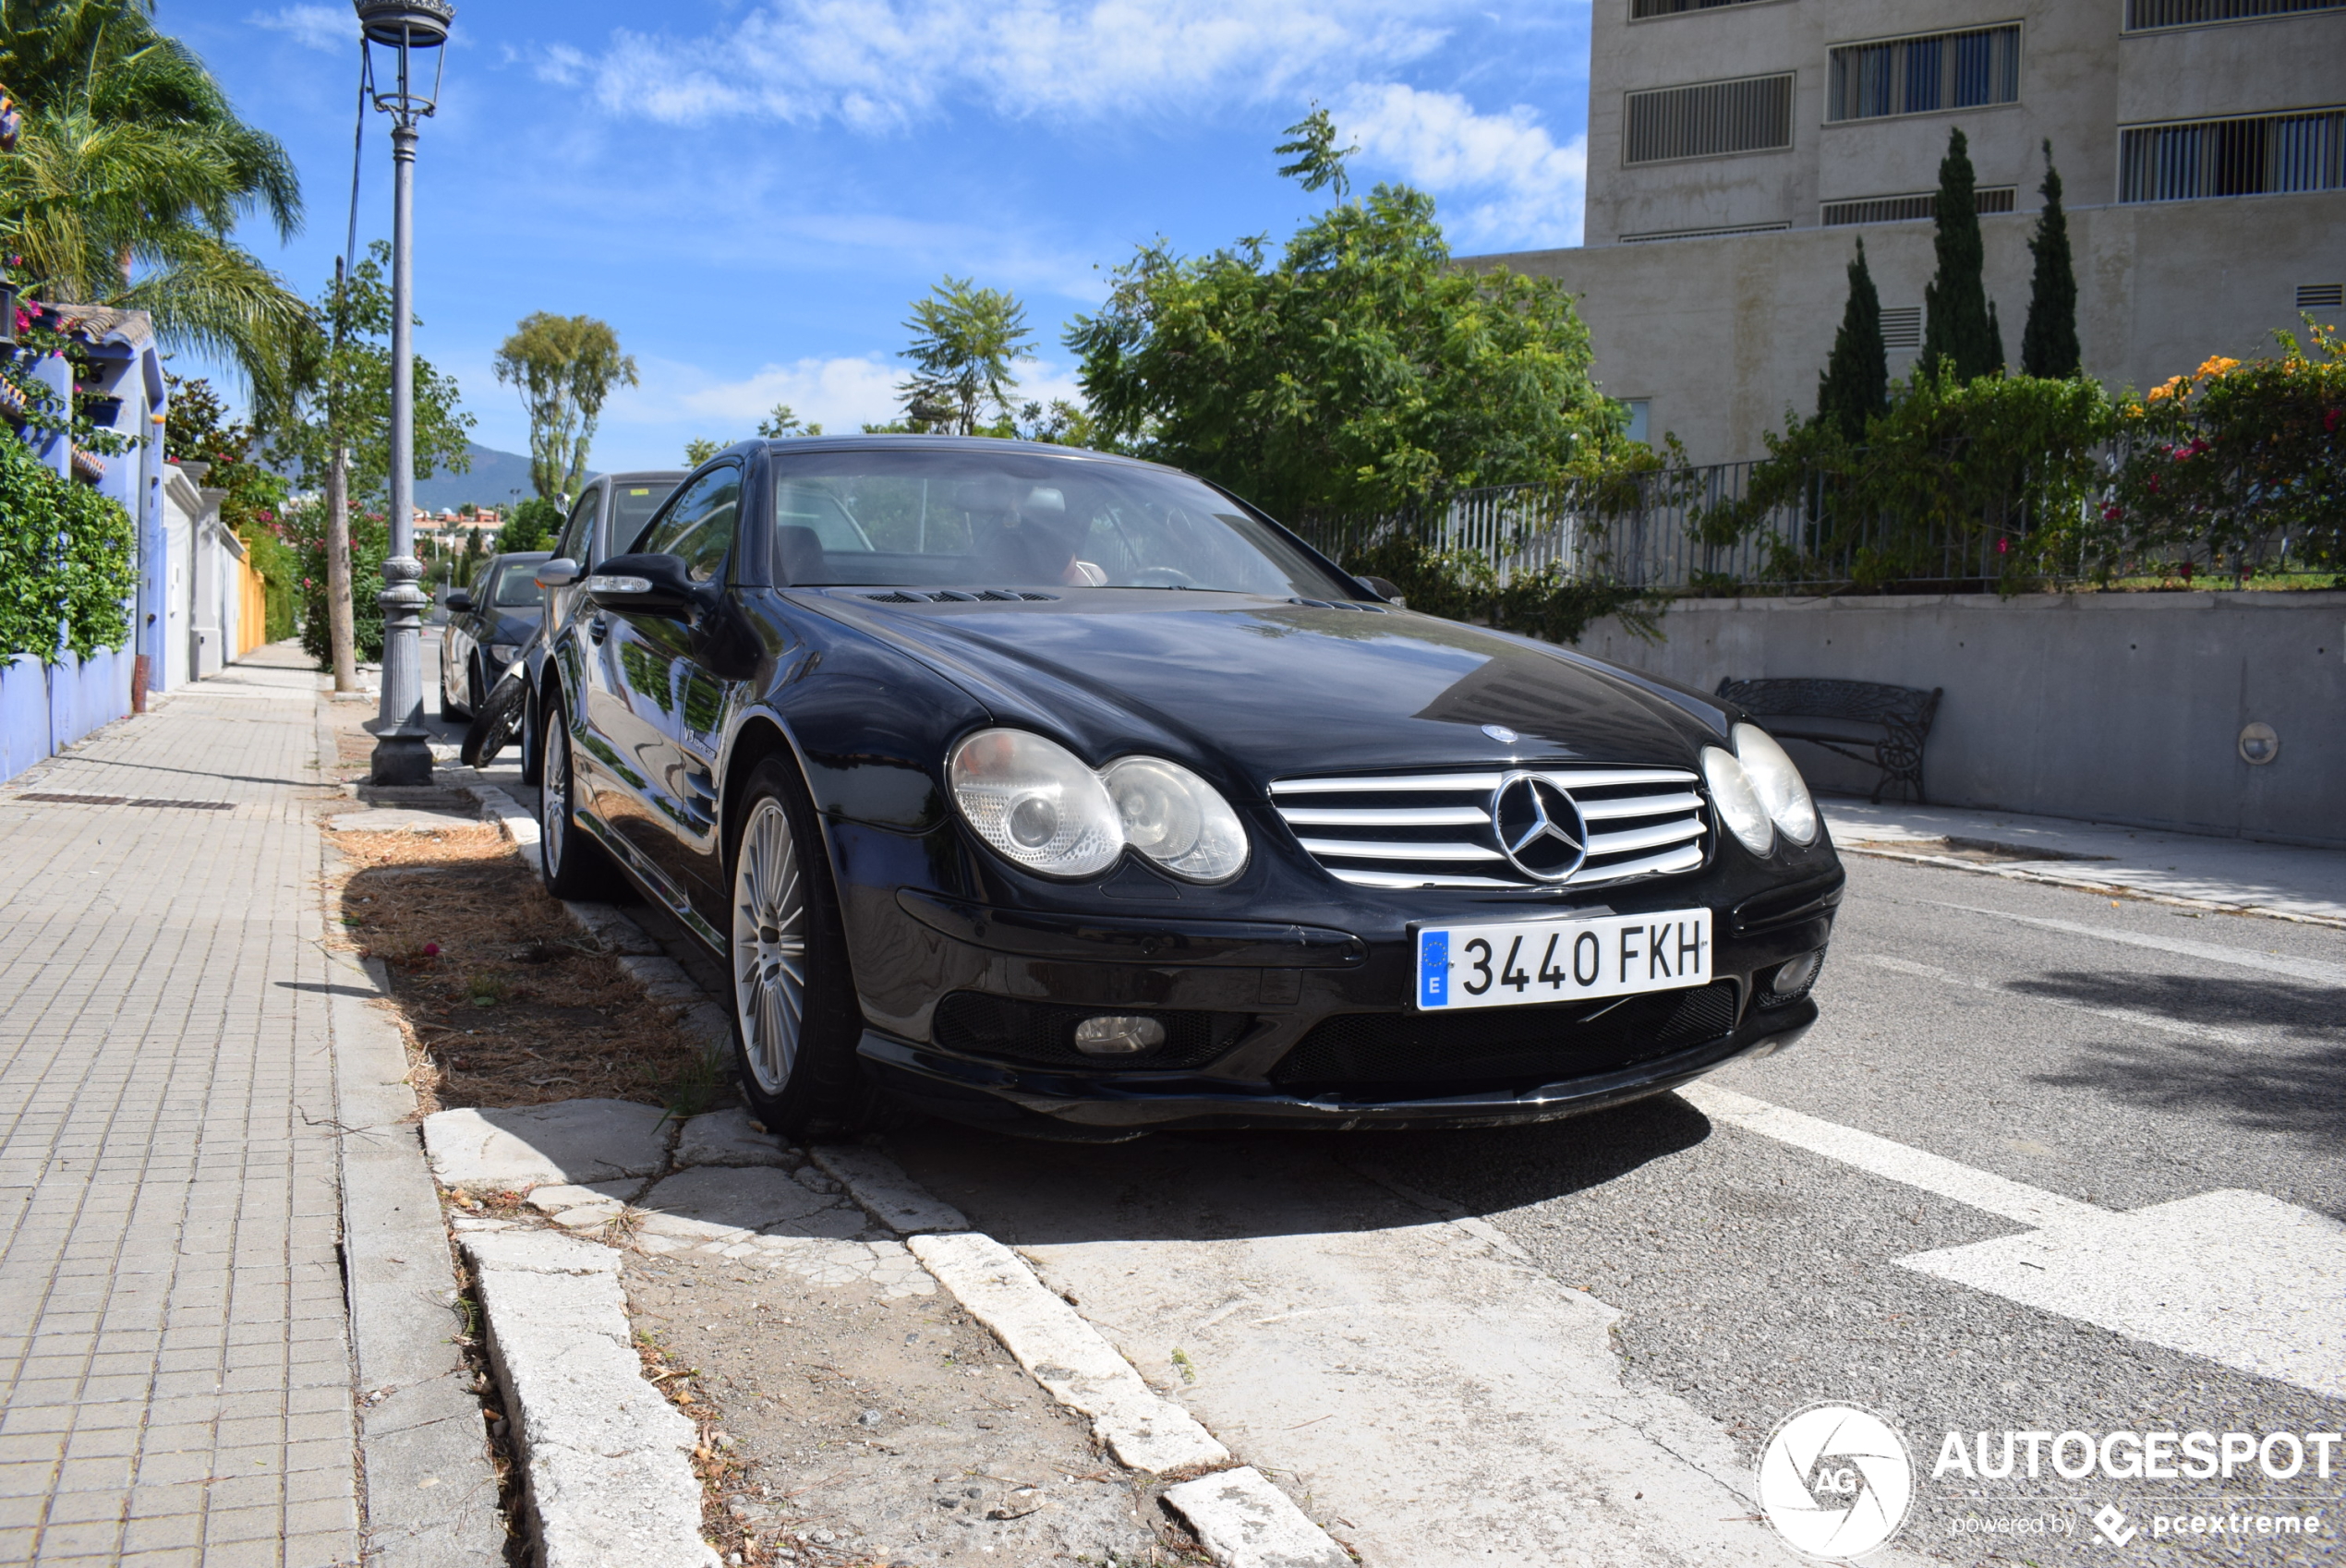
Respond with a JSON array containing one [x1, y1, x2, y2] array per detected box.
[[356, 0, 453, 786]]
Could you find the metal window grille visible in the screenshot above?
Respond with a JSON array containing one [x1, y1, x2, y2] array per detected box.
[[2125, 0, 2344, 29], [1631, 0, 1763, 16], [1620, 221, 1792, 242], [2300, 283, 2345, 308], [1827, 25, 2021, 122], [2119, 108, 2346, 201], [1625, 74, 1796, 163], [1879, 307, 1924, 350], [1820, 187, 2015, 225]]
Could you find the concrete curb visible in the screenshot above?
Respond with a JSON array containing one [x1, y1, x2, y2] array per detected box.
[[318, 802, 505, 1564], [1836, 842, 2346, 929], [1162, 1467, 1355, 1568], [810, 1145, 970, 1234], [461, 1230, 719, 1568], [908, 1232, 1231, 1475], [466, 783, 541, 873]]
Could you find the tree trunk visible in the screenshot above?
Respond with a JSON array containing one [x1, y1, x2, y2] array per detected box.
[[326, 444, 358, 691]]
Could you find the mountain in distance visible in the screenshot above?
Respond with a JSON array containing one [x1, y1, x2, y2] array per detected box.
[[414, 442, 598, 513]]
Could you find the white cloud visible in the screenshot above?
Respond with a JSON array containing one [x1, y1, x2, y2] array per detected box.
[[538, 0, 1456, 131], [1338, 82, 1584, 248], [248, 4, 354, 53]]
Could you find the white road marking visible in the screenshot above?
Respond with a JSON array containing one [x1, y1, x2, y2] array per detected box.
[[1924, 901, 2346, 987], [1901, 1190, 2346, 1401], [1858, 952, 2261, 1044], [1683, 1083, 2346, 1402], [1676, 1083, 2104, 1229]]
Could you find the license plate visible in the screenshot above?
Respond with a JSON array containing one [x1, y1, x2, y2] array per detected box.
[[1414, 908, 1712, 1011]]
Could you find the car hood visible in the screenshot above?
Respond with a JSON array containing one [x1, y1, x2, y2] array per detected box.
[[798, 590, 1729, 785]]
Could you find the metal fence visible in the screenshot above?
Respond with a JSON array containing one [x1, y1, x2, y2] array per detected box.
[[1288, 462, 2050, 595]]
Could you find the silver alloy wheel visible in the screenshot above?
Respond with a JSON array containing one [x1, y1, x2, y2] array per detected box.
[[732, 796, 808, 1094], [541, 712, 568, 872]]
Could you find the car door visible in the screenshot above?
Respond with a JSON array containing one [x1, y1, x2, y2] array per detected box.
[[585, 464, 741, 918]]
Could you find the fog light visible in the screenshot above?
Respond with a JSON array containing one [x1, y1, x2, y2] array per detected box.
[[1770, 951, 1823, 996], [1073, 1015, 1167, 1055]]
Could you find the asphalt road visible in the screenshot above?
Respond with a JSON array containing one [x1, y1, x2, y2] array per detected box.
[[887, 852, 2346, 1566]]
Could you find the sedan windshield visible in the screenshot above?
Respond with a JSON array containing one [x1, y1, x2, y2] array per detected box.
[[769, 447, 1350, 597]]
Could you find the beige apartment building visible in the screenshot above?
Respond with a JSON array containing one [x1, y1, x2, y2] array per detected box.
[[1469, 0, 2346, 464]]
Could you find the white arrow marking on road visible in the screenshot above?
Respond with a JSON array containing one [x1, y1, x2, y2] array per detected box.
[[1921, 901, 2346, 987], [1679, 1083, 2346, 1400]]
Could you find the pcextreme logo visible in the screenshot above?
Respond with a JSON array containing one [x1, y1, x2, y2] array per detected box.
[[1758, 1404, 1916, 1561]]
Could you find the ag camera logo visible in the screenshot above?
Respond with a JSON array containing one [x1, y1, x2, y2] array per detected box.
[[1758, 1404, 1915, 1560]]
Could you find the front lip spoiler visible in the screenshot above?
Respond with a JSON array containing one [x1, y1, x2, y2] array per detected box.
[[855, 999, 1817, 1131]]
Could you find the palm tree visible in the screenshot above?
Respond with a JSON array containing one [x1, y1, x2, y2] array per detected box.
[[0, 0, 310, 387]]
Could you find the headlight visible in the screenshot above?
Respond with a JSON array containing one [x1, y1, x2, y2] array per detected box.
[[1734, 723, 1818, 845], [1103, 756, 1249, 881], [490, 643, 521, 662], [948, 730, 1123, 878], [1701, 745, 1775, 856]]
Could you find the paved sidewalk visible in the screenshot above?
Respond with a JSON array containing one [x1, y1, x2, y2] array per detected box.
[[1823, 797, 2346, 923], [0, 646, 357, 1566]]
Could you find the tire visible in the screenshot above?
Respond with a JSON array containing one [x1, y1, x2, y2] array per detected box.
[[727, 756, 879, 1137], [538, 692, 623, 899]]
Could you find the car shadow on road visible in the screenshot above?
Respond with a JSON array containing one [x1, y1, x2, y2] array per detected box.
[[2012, 971, 2346, 1137], [888, 1091, 1717, 1247]]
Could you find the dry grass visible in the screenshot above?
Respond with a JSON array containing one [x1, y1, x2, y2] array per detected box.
[[324, 823, 729, 1118]]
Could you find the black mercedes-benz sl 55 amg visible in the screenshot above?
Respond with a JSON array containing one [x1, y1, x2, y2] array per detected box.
[[533, 436, 1843, 1139]]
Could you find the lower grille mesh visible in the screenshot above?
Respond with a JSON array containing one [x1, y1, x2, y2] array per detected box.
[[1270, 981, 1742, 1093], [931, 993, 1248, 1071]]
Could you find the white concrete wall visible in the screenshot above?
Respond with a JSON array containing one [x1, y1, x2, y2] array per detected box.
[[1573, 590, 2346, 846]]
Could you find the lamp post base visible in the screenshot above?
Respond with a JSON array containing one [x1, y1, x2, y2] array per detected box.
[[369, 731, 434, 786]]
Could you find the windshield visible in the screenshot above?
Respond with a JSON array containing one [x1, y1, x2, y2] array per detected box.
[[768, 447, 1350, 597], [489, 561, 547, 609]]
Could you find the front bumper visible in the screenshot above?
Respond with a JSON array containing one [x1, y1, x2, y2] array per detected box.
[[857, 996, 1816, 1134]]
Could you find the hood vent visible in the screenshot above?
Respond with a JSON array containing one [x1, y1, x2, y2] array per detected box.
[[1288, 597, 1392, 612], [855, 588, 1059, 604], [1270, 766, 1708, 891]]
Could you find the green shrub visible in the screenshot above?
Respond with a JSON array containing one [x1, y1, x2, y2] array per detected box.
[[498, 495, 561, 553], [1342, 536, 1663, 646], [0, 433, 136, 661], [288, 504, 390, 665]]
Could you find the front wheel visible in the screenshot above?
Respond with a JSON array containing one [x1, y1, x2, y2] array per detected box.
[[729, 757, 878, 1137], [538, 693, 623, 899]]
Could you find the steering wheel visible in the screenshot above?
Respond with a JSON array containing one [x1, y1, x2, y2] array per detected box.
[[1130, 566, 1199, 589]]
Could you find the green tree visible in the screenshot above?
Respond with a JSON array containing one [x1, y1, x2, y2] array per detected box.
[[898, 278, 1032, 434], [756, 404, 823, 438], [493, 312, 638, 501], [1273, 103, 1358, 197], [163, 376, 296, 639], [1816, 239, 1889, 442], [497, 495, 560, 553], [1920, 127, 2001, 381], [0, 0, 310, 390], [2020, 142, 2081, 379], [683, 437, 722, 464], [1069, 129, 1619, 518]]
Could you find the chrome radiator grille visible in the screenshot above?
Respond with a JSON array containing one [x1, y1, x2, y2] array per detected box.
[[1269, 767, 1709, 891]]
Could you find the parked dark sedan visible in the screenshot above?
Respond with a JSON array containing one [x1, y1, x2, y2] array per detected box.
[[535, 438, 1843, 1139], [440, 551, 550, 720]]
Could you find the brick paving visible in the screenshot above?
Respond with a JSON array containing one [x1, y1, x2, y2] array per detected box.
[[0, 645, 359, 1566]]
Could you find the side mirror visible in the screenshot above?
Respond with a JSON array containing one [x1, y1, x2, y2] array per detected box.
[[444, 588, 474, 612], [1356, 575, 1407, 609], [535, 558, 581, 589], [587, 552, 699, 615]]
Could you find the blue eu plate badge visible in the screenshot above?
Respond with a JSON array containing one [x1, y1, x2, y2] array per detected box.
[[1419, 930, 1449, 1008]]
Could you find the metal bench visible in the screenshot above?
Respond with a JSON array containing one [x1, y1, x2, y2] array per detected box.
[[1715, 677, 1943, 803]]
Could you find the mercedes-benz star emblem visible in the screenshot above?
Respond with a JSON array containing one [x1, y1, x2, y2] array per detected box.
[[1490, 772, 1587, 883]]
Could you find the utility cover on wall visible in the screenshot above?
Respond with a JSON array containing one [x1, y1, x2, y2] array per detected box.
[[2238, 722, 2279, 766]]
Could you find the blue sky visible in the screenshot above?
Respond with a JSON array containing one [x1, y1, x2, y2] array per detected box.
[[176, 0, 1593, 484]]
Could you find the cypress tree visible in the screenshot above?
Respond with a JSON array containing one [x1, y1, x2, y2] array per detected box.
[[2020, 140, 2081, 378], [1816, 238, 1889, 441], [1921, 127, 1999, 380], [1989, 299, 2006, 374]]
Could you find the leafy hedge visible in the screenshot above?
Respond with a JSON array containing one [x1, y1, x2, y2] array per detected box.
[[1343, 536, 1666, 646], [0, 432, 137, 662], [287, 503, 390, 665]]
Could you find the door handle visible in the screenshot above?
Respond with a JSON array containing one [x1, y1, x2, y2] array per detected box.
[[587, 614, 609, 644]]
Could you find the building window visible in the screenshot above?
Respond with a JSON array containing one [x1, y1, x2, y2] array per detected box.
[[2119, 108, 2345, 201], [2126, 0, 2344, 30], [1827, 25, 2021, 123], [1621, 401, 1651, 443], [1820, 187, 2015, 225], [1631, 0, 1763, 16], [1625, 74, 1796, 163], [1880, 307, 1924, 351], [2297, 283, 2344, 308], [1620, 221, 1792, 242]]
